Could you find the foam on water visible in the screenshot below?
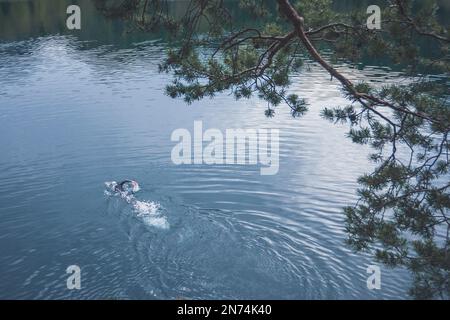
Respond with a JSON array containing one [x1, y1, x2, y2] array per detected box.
[[133, 200, 169, 230], [133, 199, 159, 214]]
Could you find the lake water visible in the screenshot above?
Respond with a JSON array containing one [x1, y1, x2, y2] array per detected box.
[[0, 0, 419, 299]]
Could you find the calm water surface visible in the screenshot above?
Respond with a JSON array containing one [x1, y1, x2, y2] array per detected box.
[[0, 0, 415, 299]]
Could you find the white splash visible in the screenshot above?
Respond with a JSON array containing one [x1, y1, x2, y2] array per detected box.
[[133, 200, 160, 215], [133, 200, 169, 230], [104, 181, 117, 196]]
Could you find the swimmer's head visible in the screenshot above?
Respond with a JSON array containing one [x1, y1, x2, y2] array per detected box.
[[117, 180, 140, 194]]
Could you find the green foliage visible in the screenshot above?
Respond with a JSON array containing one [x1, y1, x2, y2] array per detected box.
[[295, 0, 338, 29]]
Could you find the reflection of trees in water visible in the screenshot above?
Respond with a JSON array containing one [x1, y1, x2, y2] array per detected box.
[[0, 0, 69, 39], [0, 0, 243, 45], [0, 0, 447, 41], [0, 0, 149, 44]]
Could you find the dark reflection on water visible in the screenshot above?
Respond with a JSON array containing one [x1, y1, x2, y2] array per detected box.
[[0, 0, 423, 299]]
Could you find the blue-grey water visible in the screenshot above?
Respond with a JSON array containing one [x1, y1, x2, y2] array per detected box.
[[0, 1, 416, 299]]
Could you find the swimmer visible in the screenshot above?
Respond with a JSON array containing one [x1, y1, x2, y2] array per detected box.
[[104, 180, 168, 229], [114, 180, 140, 193]]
